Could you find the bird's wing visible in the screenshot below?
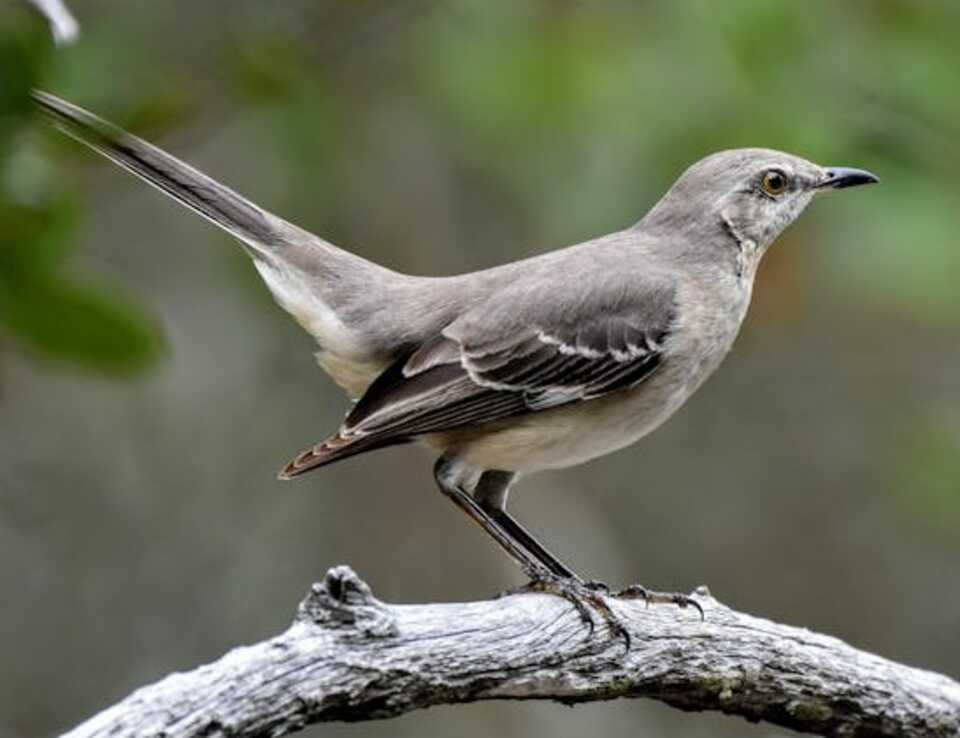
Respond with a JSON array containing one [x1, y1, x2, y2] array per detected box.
[[281, 274, 677, 475]]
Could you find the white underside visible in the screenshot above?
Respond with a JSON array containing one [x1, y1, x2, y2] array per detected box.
[[253, 259, 382, 397]]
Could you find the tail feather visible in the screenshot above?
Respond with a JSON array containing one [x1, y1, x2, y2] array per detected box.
[[35, 90, 424, 473], [33, 91, 403, 345], [277, 433, 412, 480], [32, 90, 282, 255]]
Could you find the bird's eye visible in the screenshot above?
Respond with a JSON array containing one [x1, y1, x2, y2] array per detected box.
[[761, 170, 789, 196]]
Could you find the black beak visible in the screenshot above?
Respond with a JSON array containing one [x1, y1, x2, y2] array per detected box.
[[815, 166, 880, 190]]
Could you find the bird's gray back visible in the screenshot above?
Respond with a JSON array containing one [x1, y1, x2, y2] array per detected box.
[[333, 226, 722, 352]]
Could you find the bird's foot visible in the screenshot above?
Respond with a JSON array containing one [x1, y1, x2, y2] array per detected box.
[[615, 583, 705, 620], [503, 573, 634, 649]]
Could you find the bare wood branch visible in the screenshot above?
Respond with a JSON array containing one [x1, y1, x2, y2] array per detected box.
[[22, 0, 79, 44], [61, 566, 960, 738]]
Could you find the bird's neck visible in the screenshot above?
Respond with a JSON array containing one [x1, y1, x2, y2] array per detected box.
[[635, 208, 754, 283], [719, 208, 766, 281]]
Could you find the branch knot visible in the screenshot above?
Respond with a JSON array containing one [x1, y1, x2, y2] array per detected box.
[[296, 565, 397, 639]]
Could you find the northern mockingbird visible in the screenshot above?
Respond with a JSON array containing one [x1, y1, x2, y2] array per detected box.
[[34, 91, 878, 622]]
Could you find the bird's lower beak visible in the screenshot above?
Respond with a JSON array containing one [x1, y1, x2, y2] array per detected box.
[[815, 166, 880, 190]]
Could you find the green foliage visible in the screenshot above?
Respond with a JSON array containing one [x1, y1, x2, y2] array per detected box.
[[232, 33, 314, 104], [0, 9, 48, 157], [2, 0, 958, 374], [895, 419, 960, 533], [0, 197, 164, 373], [826, 177, 960, 323], [0, 8, 164, 374]]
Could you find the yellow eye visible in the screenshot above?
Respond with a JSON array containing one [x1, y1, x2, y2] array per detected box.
[[761, 170, 788, 196]]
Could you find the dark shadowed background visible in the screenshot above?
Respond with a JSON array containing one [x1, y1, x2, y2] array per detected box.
[[1, 1, 958, 737]]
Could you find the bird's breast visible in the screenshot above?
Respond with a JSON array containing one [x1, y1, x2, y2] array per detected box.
[[441, 279, 753, 474]]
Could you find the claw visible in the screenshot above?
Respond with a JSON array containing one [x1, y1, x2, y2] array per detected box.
[[616, 584, 705, 621], [510, 575, 633, 651], [583, 579, 611, 592], [508, 575, 598, 634], [535, 579, 600, 633], [506, 577, 704, 654]]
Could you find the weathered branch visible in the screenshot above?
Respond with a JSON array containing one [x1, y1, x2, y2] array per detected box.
[[63, 566, 960, 738], [23, 0, 79, 44]]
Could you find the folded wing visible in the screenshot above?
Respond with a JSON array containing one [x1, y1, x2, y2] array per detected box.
[[280, 276, 676, 477]]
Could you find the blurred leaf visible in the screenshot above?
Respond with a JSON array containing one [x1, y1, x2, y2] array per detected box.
[[820, 171, 960, 324], [720, 3, 815, 90], [119, 85, 194, 140], [0, 197, 165, 375], [0, 7, 51, 155], [0, 267, 165, 375], [894, 420, 960, 533], [0, 197, 78, 275], [0, 5, 167, 378], [231, 33, 311, 104]]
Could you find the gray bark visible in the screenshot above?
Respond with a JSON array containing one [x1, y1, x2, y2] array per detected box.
[[62, 566, 960, 738], [23, 0, 80, 43]]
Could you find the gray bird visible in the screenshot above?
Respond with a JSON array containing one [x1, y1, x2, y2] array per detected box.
[[34, 91, 878, 617]]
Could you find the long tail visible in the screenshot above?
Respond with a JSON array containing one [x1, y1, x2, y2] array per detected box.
[[31, 90, 405, 372], [34, 91, 423, 474], [33, 90, 288, 258]]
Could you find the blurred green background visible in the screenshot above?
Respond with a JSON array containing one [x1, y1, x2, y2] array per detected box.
[[1, 1, 958, 737]]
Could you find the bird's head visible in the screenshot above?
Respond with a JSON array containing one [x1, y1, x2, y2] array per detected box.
[[641, 148, 879, 266]]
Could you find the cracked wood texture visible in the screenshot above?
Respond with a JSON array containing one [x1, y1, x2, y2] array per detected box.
[[62, 566, 960, 738]]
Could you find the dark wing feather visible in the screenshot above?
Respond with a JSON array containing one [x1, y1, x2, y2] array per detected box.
[[279, 279, 677, 477]]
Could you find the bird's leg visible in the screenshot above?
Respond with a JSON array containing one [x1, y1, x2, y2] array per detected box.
[[473, 470, 578, 580], [474, 469, 704, 628], [469, 467, 635, 642], [434, 461, 698, 646], [433, 459, 554, 582], [435, 459, 603, 631]]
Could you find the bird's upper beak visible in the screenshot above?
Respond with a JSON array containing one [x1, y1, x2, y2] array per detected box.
[[815, 166, 880, 190]]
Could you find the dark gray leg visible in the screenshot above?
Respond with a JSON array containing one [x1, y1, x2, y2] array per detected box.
[[435, 458, 610, 634], [434, 457, 703, 646], [473, 468, 705, 623], [474, 470, 579, 580], [433, 458, 553, 580]]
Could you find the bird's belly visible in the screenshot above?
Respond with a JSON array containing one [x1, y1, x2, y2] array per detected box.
[[436, 371, 698, 473]]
